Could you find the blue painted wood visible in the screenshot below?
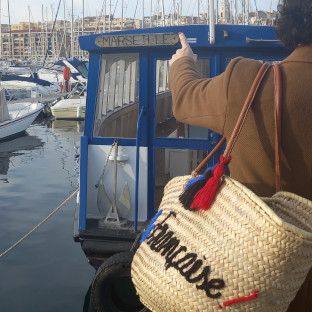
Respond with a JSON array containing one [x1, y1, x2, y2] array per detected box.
[[79, 135, 89, 230], [84, 53, 101, 139]]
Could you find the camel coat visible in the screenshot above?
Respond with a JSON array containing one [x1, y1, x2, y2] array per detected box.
[[168, 46, 312, 311]]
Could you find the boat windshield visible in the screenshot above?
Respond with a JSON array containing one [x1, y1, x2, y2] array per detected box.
[[76, 62, 89, 78]]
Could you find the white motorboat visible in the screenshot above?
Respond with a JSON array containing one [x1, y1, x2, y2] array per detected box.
[[0, 74, 61, 100], [51, 95, 86, 120], [0, 89, 44, 141]]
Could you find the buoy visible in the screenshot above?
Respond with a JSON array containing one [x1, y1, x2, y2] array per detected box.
[[63, 67, 71, 81]]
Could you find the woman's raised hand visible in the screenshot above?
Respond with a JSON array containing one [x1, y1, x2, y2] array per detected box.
[[169, 32, 197, 67]]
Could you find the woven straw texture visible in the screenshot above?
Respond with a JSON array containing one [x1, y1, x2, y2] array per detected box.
[[131, 176, 312, 312]]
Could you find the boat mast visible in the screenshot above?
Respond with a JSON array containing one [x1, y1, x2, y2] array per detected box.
[[0, 0, 2, 59], [247, 0, 249, 25], [121, 0, 124, 31], [170, 0, 173, 25], [209, 0, 215, 44], [161, 0, 165, 26], [28, 6, 31, 59], [64, 0, 67, 58], [198, 0, 200, 22], [109, 0, 111, 32], [150, 0, 152, 27], [71, 0, 74, 58], [7, 0, 12, 59], [82, 0, 85, 36], [207, 0, 209, 24], [103, 0, 106, 33], [142, 0, 144, 28]]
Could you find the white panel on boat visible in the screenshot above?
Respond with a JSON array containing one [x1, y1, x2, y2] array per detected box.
[[115, 60, 125, 109], [129, 61, 137, 103], [108, 62, 117, 112], [86, 145, 148, 222], [123, 61, 131, 105], [102, 65, 110, 115], [97, 58, 107, 119], [156, 60, 161, 94], [115, 60, 125, 108]]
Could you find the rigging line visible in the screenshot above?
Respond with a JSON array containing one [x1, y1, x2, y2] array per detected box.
[[43, 0, 62, 67], [185, 0, 193, 18], [113, 0, 119, 16], [0, 189, 79, 259], [95, 0, 106, 33], [253, 0, 261, 25], [133, 0, 140, 23]]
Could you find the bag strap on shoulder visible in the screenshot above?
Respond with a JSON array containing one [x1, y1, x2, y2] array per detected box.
[[192, 62, 282, 192], [223, 63, 270, 158], [273, 63, 282, 192]]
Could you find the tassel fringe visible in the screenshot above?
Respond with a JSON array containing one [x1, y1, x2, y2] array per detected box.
[[190, 155, 231, 211], [179, 168, 213, 210]]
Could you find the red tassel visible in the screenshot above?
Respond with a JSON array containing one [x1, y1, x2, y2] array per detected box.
[[190, 155, 231, 210]]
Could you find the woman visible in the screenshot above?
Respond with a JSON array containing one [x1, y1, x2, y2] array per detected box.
[[168, 0, 312, 311]]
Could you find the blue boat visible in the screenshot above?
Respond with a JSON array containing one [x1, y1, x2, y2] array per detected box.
[[74, 24, 289, 311]]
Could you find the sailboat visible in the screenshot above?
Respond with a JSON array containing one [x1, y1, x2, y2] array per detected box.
[[0, 88, 43, 141]]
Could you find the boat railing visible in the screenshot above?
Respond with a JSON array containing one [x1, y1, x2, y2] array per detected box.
[[12, 103, 36, 119], [65, 81, 87, 99], [4, 85, 40, 103]]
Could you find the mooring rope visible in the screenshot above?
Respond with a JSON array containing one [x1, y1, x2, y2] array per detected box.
[[0, 188, 79, 259]]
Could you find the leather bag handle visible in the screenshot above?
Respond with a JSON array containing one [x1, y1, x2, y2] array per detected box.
[[273, 63, 282, 192], [222, 63, 270, 158], [192, 62, 270, 175]]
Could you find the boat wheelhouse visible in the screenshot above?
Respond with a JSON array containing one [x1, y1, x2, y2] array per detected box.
[[75, 24, 289, 311]]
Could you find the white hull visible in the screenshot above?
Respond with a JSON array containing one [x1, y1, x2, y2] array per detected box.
[[0, 103, 44, 140], [51, 97, 86, 120], [0, 80, 61, 98]]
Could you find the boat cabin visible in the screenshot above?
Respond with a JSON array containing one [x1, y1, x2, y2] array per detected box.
[[74, 24, 289, 269]]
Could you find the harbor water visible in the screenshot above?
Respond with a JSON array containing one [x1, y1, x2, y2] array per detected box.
[[0, 118, 96, 312]]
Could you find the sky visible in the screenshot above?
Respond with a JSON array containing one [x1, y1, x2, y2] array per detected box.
[[3, 0, 279, 25]]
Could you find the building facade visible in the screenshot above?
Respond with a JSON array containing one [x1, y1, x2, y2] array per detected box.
[[0, 11, 277, 62]]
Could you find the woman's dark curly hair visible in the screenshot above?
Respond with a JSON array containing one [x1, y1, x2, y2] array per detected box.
[[275, 0, 312, 50]]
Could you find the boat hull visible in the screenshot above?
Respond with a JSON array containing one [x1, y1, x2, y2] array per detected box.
[[0, 103, 43, 140], [51, 106, 86, 120], [51, 97, 86, 120]]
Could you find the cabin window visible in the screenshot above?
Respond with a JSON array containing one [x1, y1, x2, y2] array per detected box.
[[155, 58, 210, 139], [94, 53, 139, 138]]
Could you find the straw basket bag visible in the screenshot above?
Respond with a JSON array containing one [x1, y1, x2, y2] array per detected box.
[[131, 63, 312, 311]]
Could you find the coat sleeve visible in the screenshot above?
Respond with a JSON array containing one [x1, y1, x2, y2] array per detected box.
[[168, 56, 243, 135]]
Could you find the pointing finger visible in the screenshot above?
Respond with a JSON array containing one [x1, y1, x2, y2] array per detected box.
[[179, 32, 189, 49]]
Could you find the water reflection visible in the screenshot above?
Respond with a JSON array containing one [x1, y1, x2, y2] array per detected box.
[[0, 133, 44, 179], [83, 285, 96, 312], [51, 119, 84, 138]]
